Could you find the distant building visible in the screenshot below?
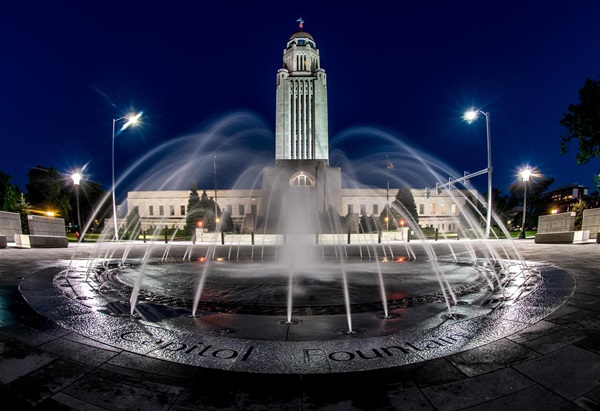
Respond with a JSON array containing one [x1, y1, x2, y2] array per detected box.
[[127, 23, 478, 234], [545, 183, 590, 213]]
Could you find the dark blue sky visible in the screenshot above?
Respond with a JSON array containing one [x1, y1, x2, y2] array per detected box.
[[1, 1, 599, 198]]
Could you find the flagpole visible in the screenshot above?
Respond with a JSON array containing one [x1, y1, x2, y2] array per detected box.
[[214, 156, 218, 231], [386, 155, 389, 231]]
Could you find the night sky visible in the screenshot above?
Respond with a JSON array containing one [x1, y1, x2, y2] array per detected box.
[[1, 1, 599, 199]]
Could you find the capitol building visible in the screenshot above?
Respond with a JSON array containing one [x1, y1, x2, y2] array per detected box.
[[127, 23, 477, 234]]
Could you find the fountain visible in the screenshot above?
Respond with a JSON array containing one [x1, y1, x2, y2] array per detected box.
[[18, 114, 575, 374]]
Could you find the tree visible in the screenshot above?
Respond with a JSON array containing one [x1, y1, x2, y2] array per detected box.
[[392, 187, 419, 228], [491, 187, 514, 228], [0, 171, 22, 212], [66, 179, 110, 233], [571, 199, 587, 231], [185, 182, 203, 237], [379, 205, 397, 231], [200, 190, 221, 231], [509, 175, 555, 229], [77, 180, 111, 233], [199, 190, 217, 232], [25, 166, 71, 218], [559, 76, 600, 188]]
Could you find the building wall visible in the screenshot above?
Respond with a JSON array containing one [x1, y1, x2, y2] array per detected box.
[[127, 187, 477, 233]]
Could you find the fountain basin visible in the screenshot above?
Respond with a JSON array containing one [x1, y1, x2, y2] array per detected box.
[[115, 259, 484, 315], [19, 243, 575, 374]]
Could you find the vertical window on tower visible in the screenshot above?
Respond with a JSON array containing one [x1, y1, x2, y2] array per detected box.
[[419, 204, 424, 214], [239, 204, 245, 216], [170, 205, 175, 216], [149, 206, 154, 216], [159, 206, 164, 216], [180, 205, 185, 215], [373, 204, 378, 215], [348, 204, 354, 214]]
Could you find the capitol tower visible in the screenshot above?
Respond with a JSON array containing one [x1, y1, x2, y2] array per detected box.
[[275, 18, 329, 162], [259, 19, 343, 230]]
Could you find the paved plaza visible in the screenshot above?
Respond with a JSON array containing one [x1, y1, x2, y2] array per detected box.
[[0, 239, 599, 410]]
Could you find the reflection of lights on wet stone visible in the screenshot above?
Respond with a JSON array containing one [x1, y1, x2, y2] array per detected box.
[[22, 250, 575, 374], [375, 313, 400, 319], [210, 328, 238, 335], [278, 319, 302, 325]]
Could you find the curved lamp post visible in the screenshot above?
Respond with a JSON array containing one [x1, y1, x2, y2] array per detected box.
[[464, 109, 493, 238], [71, 171, 83, 242], [111, 112, 142, 240], [519, 167, 532, 239]]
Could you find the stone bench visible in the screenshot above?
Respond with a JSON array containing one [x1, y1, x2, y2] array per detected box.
[[534, 231, 590, 244], [534, 231, 575, 244], [14, 234, 68, 248]]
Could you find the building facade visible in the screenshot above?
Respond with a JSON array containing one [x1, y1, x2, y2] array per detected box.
[[127, 23, 478, 234], [128, 187, 474, 234]]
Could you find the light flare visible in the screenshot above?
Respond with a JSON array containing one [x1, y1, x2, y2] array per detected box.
[[121, 112, 143, 131]]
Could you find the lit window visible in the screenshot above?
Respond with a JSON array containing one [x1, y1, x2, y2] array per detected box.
[[441, 204, 446, 214], [430, 204, 436, 214], [451, 204, 457, 214]]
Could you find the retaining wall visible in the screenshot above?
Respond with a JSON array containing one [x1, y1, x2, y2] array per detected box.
[[0, 211, 22, 248], [14, 215, 68, 248], [582, 208, 600, 242]]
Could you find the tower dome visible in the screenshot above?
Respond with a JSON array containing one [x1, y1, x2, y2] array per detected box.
[[286, 30, 316, 49], [289, 30, 314, 41]]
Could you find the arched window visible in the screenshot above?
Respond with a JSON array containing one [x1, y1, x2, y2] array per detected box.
[[289, 172, 314, 187]]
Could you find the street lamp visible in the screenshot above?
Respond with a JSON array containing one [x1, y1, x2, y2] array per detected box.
[[464, 109, 493, 238], [71, 171, 83, 242], [519, 167, 532, 239], [111, 112, 142, 240]]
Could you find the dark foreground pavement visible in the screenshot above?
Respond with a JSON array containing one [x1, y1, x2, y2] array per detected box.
[[0, 240, 599, 410]]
